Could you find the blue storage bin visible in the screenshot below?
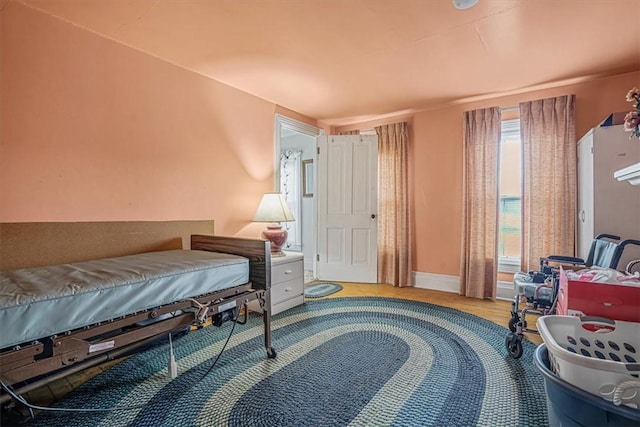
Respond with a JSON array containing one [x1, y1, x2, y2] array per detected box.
[[534, 344, 640, 427]]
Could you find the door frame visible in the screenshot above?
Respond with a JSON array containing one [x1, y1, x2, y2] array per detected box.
[[274, 114, 324, 279], [274, 115, 324, 189]]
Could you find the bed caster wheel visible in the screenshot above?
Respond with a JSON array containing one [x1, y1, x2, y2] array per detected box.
[[505, 333, 523, 359], [508, 317, 519, 332], [266, 347, 277, 359]]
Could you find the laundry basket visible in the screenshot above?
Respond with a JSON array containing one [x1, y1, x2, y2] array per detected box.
[[534, 345, 640, 426], [536, 315, 640, 409]]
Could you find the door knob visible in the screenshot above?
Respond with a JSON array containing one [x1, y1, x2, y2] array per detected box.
[[371, 214, 376, 219]]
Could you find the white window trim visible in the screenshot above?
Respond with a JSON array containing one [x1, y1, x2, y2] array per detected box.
[[502, 118, 520, 139], [498, 256, 521, 274]]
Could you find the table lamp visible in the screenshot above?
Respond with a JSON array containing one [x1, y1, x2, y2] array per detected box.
[[253, 193, 295, 257]]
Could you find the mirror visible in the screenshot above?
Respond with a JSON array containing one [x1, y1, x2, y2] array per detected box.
[[302, 159, 313, 197]]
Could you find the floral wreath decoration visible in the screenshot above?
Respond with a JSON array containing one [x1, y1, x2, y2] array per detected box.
[[624, 87, 640, 139]]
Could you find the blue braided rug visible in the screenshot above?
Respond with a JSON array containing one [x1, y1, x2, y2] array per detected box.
[[28, 297, 547, 426], [304, 282, 343, 298]]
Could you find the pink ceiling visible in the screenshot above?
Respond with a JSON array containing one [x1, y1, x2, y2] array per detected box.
[[17, 0, 640, 126]]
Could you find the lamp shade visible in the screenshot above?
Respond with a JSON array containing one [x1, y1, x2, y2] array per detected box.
[[253, 193, 295, 223]]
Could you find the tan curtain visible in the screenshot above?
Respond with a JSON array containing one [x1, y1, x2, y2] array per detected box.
[[460, 107, 501, 300], [520, 95, 576, 271], [375, 122, 411, 287]]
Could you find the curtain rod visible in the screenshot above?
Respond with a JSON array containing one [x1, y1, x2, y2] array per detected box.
[[501, 106, 519, 112]]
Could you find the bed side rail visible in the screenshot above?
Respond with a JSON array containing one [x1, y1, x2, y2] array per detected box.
[[191, 235, 276, 359], [191, 235, 271, 291]]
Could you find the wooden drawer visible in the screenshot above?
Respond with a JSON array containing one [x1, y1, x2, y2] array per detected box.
[[271, 259, 303, 284]]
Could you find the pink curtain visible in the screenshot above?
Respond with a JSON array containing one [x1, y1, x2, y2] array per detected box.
[[520, 95, 576, 271], [375, 122, 412, 287], [460, 107, 501, 299]]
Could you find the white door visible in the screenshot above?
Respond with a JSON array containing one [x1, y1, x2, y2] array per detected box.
[[577, 131, 594, 260], [316, 135, 378, 282]]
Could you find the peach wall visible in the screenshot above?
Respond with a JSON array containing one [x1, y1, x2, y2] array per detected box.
[[0, 2, 315, 237], [0, 2, 3, 158], [1, 2, 637, 277], [412, 71, 640, 276]]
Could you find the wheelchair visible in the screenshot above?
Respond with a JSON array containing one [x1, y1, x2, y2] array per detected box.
[[505, 234, 640, 359]]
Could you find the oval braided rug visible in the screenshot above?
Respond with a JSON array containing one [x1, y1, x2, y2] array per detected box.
[[304, 282, 343, 298], [29, 297, 548, 426]]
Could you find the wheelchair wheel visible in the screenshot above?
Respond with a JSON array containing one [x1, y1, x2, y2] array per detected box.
[[505, 333, 524, 359], [508, 317, 519, 332]]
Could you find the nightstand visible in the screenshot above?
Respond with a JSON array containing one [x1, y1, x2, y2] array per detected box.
[[250, 251, 304, 315]]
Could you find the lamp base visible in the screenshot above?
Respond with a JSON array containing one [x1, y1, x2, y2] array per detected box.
[[262, 224, 288, 257]]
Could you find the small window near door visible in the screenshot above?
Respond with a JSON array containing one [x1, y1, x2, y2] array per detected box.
[[498, 119, 522, 273]]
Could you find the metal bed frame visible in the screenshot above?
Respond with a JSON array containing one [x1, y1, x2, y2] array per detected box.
[[0, 235, 275, 404]]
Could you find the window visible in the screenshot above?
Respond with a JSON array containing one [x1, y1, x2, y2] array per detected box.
[[498, 119, 522, 273]]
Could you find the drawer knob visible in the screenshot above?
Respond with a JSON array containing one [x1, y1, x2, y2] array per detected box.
[[284, 269, 293, 274], [284, 287, 292, 292]]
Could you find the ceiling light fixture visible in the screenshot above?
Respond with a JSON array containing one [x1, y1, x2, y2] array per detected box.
[[453, 0, 479, 10]]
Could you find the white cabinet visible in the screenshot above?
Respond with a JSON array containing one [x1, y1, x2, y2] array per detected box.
[[270, 252, 304, 315], [250, 251, 304, 316], [577, 125, 640, 268]]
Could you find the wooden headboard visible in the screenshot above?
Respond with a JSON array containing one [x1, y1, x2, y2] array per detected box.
[[0, 220, 215, 271]]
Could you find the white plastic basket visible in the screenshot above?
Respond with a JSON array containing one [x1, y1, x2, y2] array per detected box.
[[537, 315, 640, 409]]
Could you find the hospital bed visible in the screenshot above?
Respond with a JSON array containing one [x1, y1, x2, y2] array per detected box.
[[0, 234, 274, 404]]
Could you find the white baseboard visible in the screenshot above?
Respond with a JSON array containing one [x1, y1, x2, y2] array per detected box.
[[413, 271, 459, 293], [412, 272, 515, 301], [496, 280, 515, 301]]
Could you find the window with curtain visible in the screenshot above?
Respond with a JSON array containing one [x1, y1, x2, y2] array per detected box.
[[498, 118, 522, 273], [375, 122, 411, 287], [520, 95, 576, 272], [279, 150, 302, 251], [460, 107, 501, 300], [462, 96, 575, 298]]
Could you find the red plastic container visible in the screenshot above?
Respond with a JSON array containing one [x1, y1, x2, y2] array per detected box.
[[556, 267, 640, 322]]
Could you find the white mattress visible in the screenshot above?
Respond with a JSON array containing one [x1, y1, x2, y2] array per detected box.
[[0, 250, 249, 349]]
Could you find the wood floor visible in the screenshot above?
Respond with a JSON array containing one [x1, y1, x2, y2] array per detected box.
[[328, 282, 515, 326], [326, 282, 540, 344], [6, 283, 542, 415]]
